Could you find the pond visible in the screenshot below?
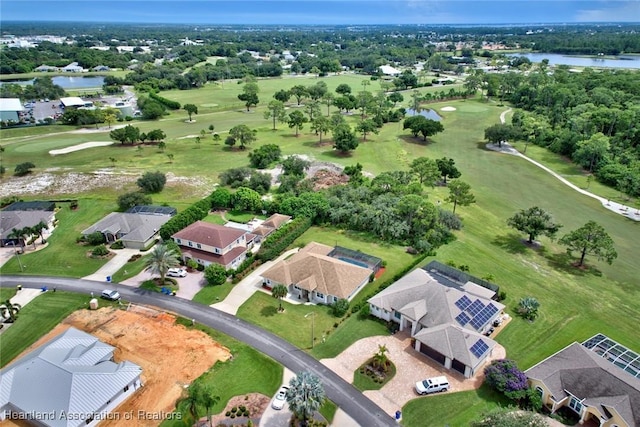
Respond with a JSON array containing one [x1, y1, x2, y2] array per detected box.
[[0, 76, 105, 89], [405, 108, 442, 121], [506, 53, 640, 69]]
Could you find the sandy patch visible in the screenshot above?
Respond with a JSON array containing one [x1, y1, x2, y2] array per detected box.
[[10, 306, 230, 427], [440, 106, 457, 111], [49, 141, 113, 155]]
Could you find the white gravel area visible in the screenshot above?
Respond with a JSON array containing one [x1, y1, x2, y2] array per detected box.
[[49, 141, 113, 155], [440, 106, 457, 111]]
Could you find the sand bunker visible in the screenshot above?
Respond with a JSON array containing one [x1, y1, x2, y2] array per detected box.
[[12, 306, 230, 427], [440, 106, 457, 111], [49, 141, 113, 155]]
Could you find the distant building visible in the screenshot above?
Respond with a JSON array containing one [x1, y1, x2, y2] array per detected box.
[[60, 97, 91, 109], [0, 327, 142, 427], [82, 210, 173, 249], [34, 64, 59, 72], [62, 62, 84, 73], [0, 98, 24, 123], [379, 65, 401, 76]]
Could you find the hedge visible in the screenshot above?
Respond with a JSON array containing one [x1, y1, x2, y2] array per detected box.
[[159, 197, 212, 240], [256, 217, 312, 261], [149, 91, 181, 110]]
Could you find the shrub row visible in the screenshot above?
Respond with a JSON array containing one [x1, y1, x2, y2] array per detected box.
[[351, 251, 430, 313], [256, 217, 312, 261], [231, 255, 262, 283], [149, 91, 181, 110], [159, 197, 212, 240]]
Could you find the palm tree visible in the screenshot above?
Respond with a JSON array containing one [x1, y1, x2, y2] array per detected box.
[[7, 228, 25, 251], [32, 220, 49, 244], [271, 284, 288, 312], [200, 385, 220, 427], [182, 381, 203, 425], [372, 344, 389, 372], [144, 244, 180, 286], [1, 299, 21, 323], [286, 371, 326, 427]]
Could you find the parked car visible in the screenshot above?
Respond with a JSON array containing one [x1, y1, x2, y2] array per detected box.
[[271, 385, 289, 410], [167, 268, 187, 278], [415, 376, 449, 395], [101, 289, 121, 301]]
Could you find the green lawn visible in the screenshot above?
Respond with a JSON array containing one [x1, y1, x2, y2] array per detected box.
[[0, 292, 103, 367], [401, 385, 511, 427], [162, 317, 283, 425], [226, 209, 266, 223], [310, 315, 389, 359], [202, 213, 226, 225], [353, 360, 396, 391], [319, 399, 338, 424], [111, 252, 150, 283], [0, 200, 114, 276], [237, 292, 337, 350], [192, 282, 235, 305]]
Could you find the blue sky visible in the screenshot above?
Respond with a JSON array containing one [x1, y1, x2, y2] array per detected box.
[[1, 1, 639, 25]]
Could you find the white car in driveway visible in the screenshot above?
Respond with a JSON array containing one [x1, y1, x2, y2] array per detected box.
[[167, 268, 187, 278], [271, 385, 289, 410]]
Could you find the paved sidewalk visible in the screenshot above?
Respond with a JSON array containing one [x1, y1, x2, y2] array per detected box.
[[212, 248, 299, 314], [82, 248, 140, 282]]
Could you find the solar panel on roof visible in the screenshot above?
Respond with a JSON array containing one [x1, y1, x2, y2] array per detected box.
[[470, 339, 489, 358], [469, 303, 499, 330], [466, 299, 485, 316], [455, 295, 472, 311], [455, 312, 471, 326]]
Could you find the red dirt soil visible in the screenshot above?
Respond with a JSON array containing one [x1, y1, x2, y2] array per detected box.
[[0, 306, 231, 427]]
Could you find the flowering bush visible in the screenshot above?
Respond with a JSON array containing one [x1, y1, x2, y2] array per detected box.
[[484, 359, 529, 401]]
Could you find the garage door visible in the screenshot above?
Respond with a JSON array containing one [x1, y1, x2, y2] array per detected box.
[[451, 358, 466, 374], [418, 343, 446, 365]]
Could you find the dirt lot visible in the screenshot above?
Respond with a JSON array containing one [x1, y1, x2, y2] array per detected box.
[[2, 306, 231, 427]]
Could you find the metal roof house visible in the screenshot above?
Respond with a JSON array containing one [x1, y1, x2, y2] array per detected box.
[[0, 327, 142, 427], [368, 267, 504, 378], [0, 98, 25, 122]]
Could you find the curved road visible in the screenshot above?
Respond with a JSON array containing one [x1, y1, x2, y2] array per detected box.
[[0, 276, 396, 427]]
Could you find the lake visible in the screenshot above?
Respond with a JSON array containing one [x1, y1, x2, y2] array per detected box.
[[507, 53, 640, 69], [405, 108, 442, 121], [0, 76, 105, 89]]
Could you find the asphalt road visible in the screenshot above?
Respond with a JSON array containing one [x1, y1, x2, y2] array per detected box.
[[0, 275, 397, 427]]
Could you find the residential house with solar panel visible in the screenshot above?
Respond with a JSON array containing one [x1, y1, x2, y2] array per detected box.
[[525, 334, 640, 427], [0, 327, 142, 427], [367, 264, 504, 378]]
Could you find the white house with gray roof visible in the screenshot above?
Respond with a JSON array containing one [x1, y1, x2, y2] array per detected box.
[[82, 211, 171, 249], [368, 267, 504, 378], [0, 327, 142, 427]]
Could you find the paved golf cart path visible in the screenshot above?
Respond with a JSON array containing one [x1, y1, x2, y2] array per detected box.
[[490, 108, 640, 221]]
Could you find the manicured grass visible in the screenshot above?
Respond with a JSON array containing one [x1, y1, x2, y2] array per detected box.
[[237, 291, 346, 350], [202, 213, 226, 225], [0, 292, 102, 367], [166, 317, 283, 422], [111, 253, 149, 283], [319, 399, 338, 424], [0, 200, 114, 277], [192, 282, 235, 305], [353, 359, 396, 391], [401, 384, 511, 427], [310, 315, 389, 359], [226, 209, 266, 223], [0, 287, 17, 301]]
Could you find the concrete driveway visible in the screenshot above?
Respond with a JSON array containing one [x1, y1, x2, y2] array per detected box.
[[120, 269, 205, 300], [82, 248, 140, 282], [212, 248, 299, 314], [321, 332, 506, 415]]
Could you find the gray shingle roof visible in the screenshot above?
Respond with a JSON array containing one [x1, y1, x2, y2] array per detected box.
[[82, 212, 169, 244], [0, 328, 142, 427], [367, 268, 504, 332], [0, 211, 54, 240], [413, 324, 496, 369], [526, 342, 640, 426]]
